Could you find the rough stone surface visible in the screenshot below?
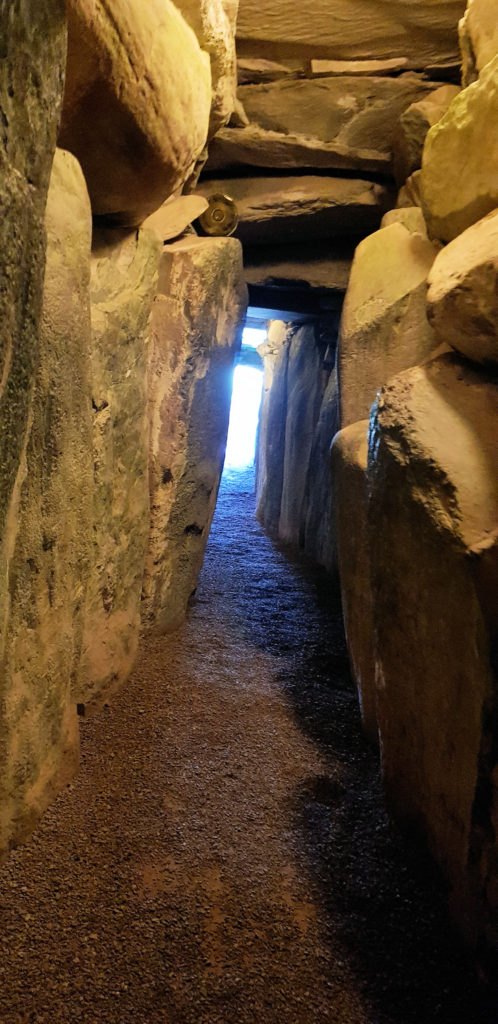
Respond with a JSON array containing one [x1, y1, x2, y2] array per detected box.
[[173, 0, 238, 135], [311, 58, 409, 76], [237, 56, 299, 84], [303, 365, 340, 575], [256, 322, 292, 536], [393, 85, 460, 186], [244, 242, 354, 293], [332, 421, 377, 745], [396, 170, 423, 209], [197, 175, 392, 245], [459, 0, 498, 86], [0, 2, 69, 854], [0, 148, 93, 854], [60, 0, 212, 225], [79, 227, 162, 709], [142, 236, 247, 633], [142, 195, 208, 243], [368, 352, 498, 948], [421, 56, 498, 242], [338, 222, 438, 428], [279, 326, 324, 546], [381, 206, 428, 236], [236, 0, 466, 68], [427, 209, 498, 365]]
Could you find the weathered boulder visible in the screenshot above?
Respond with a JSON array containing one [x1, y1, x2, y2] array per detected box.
[[303, 365, 340, 575], [368, 352, 498, 946], [421, 55, 498, 242], [459, 0, 498, 86], [142, 236, 247, 634], [381, 206, 428, 236], [79, 227, 162, 709], [197, 175, 392, 245], [338, 222, 438, 427], [256, 322, 292, 536], [393, 85, 460, 186], [0, 148, 93, 853], [427, 209, 498, 365], [59, 0, 212, 225], [279, 326, 324, 546], [236, 0, 465, 69], [332, 420, 377, 744], [173, 0, 237, 135]]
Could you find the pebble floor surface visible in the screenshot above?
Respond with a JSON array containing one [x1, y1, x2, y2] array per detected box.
[[0, 466, 496, 1024]]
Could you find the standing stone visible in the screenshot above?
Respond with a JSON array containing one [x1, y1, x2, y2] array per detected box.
[[368, 353, 498, 946], [256, 322, 293, 537], [393, 85, 460, 186], [172, 0, 238, 135], [332, 421, 377, 744], [421, 55, 498, 242], [60, 0, 212, 225], [338, 222, 438, 428], [459, 0, 498, 86], [78, 227, 162, 709], [427, 209, 498, 365], [142, 237, 247, 634], [303, 363, 340, 575], [0, 148, 93, 853]]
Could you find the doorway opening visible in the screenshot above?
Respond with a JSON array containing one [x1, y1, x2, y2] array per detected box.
[[224, 323, 265, 471]]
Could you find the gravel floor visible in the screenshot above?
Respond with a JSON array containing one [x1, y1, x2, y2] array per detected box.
[[0, 466, 495, 1024]]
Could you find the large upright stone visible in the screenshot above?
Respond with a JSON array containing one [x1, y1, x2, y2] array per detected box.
[[142, 237, 247, 634], [421, 56, 498, 242], [173, 0, 238, 135], [368, 353, 498, 946], [236, 0, 465, 69], [256, 322, 292, 536], [79, 227, 162, 709], [427, 209, 498, 365], [303, 365, 340, 575], [338, 222, 438, 427], [0, 148, 93, 854], [60, 0, 212, 225], [459, 0, 498, 85]]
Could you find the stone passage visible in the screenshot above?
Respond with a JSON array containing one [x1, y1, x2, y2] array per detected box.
[[0, 469, 493, 1024]]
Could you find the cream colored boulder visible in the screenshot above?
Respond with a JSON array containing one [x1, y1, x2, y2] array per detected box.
[[427, 209, 498, 364], [421, 55, 498, 242], [79, 226, 162, 709], [459, 0, 498, 86], [396, 170, 423, 209], [332, 421, 377, 745], [338, 222, 438, 427], [256, 322, 293, 536], [142, 236, 247, 634], [368, 352, 498, 942], [142, 195, 208, 243], [381, 206, 428, 236], [0, 149, 93, 853], [60, 0, 212, 225], [393, 85, 460, 185], [173, 0, 238, 135], [236, 0, 465, 69]]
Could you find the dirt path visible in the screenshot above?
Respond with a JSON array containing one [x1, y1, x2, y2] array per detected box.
[[0, 467, 494, 1024]]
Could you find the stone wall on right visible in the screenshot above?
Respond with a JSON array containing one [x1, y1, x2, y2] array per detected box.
[[333, 0, 498, 960]]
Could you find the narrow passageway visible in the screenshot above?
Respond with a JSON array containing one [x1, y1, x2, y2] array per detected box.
[[0, 468, 492, 1024]]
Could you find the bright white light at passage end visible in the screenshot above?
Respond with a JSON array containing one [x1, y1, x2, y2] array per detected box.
[[242, 327, 267, 349], [225, 365, 264, 469]]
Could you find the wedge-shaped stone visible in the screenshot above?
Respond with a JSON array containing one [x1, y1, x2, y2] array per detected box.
[[338, 222, 438, 427], [427, 209, 498, 364], [332, 421, 377, 744], [393, 85, 460, 185], [197, 176, 391, 245], [173, 0, 237, 135], [0, 149, 93, 853], [79, 227, 162, 709], [368, 353, 498, 946], [422, 56, 498, 242], [142, 237, 247, 633], [60, 0, 212, 225], [142, 195, 208, 243], [236, 0, 465, 69], [459, 0, 498, 85]]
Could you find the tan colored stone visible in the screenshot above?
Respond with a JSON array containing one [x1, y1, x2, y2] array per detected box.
[[237, 57, 299, 84], [173, 0, 237, 135], [396, 170, 423, 209], [338, 223, 438, 427], [460, 0, 498, 86], [60, 0, 212, 225], [303, 367, 340, 575], [197, 175, 391, 245], [142, 195, 208, 242], [311, 58, 409, 76], [332, 421, 377, 744], [142, 236, 247, 633], [393, 85, 460, 185], [79, 227, 162, 709], [244, 243, 354, 293], [0, 148, 93, 853], [236, 0, 465, 68], [368, 352, 498, 940], [427, 209, 498, 364], [256, 322, 293, 536], [421, 56, 498, 242], [381, 207, 428, 237]]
